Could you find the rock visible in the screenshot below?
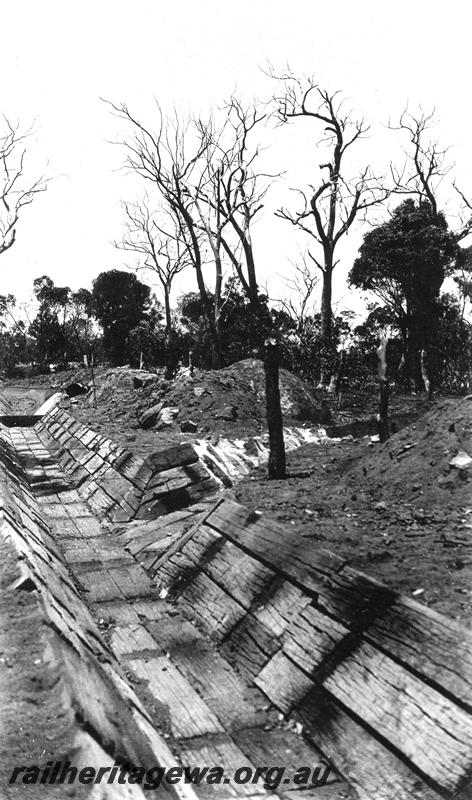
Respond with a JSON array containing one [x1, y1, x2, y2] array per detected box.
[[374, 501, 388, 512], [180, 420, 198, 433], [449, 450, 472, 470], [139, 402, 164, 429], [215, 405, 238, 421], [65, 382, 89, 398], [437, 474, 455, 488], [157, 406, 179, 429], [133, 373, 157, 389]]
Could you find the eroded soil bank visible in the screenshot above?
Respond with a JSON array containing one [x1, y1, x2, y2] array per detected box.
[[235, 397, 472, 623]]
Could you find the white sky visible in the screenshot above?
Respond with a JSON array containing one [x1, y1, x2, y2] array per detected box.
[[1, 0, 471, 318]]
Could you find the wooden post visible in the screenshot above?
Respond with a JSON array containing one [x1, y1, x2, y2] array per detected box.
[[264, 337, 286, 479], [189, 349, 194, 377], [377, 338, 389, 443], [88, 350, 97, 407]]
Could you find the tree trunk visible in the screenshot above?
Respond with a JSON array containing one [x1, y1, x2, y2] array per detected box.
[[377, 338, 389, 443], [319, 266, 334, 386], [180, 207, 221, 363], [398, 324, 411, 392], [213, 248, 223, 368], [164, 286, 176, 380], [264, 338, 286, 479]]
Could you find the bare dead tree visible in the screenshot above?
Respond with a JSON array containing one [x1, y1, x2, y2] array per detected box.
[[389, 109, 472, 247], [271, 71, 390, 385], [0, 118, 48, 256], [116, 198, 190, 355], [279, 251, 320, 332], [195, 97, 278, 320], [104, 99, 225, 363], [388, 109, 452, 222], [453, 184, 472, 245], [191, 124, 232, 367]]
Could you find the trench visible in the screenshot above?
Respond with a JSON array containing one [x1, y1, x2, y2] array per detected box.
[[0, 388, 471, 800]]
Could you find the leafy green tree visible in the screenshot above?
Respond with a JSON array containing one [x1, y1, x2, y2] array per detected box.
[[29, 276, 69, 364], [349, 199, 459, 391], [277, 309, 352, 385], [432, 294, 472, 392], [177, 283, 272, 369], [28, 277, 95, 367], [91, 270, 151, 364]]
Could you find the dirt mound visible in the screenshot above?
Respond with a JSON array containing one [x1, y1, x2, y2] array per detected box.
[[41, 359, 329, 451], [235, 396, 472, 622], [60, 359, 328, 447], [346, 396, 472, 508]]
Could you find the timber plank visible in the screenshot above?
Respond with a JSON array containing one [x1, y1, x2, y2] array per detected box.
[[109, 624, 159, 657], [205, 501, 345, 593], [365, 597, 472, 708], [206, 501, 396, 629], [177, 734, 263, 798], [108, 563, 158, 598], [179, 570, 247, 640], [221, 615, 282, 680], [150, 506, 222, 586], [203, 540, 275, 609], [77, 563, 157, 603], [254, 651, 315, 713], [279, 788, 355, 800], [323, 640, 472, 792], [73, 515, 105, 538], [150, 613, 273, 731], [253, 581, 312, 638], [232, 728, 338, 786], [143, 443, 199, 473], [297, 688, 443, 800], [221, 582, 311, 680], [78, 569, 126, 602], [91, 599, 169, 626], [128, 656, 225, 739], [282, 605, 350, 675], [131, 712, 200, 800]]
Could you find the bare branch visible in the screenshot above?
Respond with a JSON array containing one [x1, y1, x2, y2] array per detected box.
[[0, 117, 48, 255], [388, 108, 452, 219]]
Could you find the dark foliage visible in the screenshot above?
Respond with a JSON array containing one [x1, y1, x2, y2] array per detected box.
[[91, 270, 151, 365]]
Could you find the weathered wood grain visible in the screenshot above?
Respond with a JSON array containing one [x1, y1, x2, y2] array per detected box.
[[297, 688, 443, 800], [179, 570, 247, 640], [365, 597, 472, 708], [177, 734, 261, 798], [323, 640, 472, 792], [128, 656, 225, 739], [255, 651, 315, 713], [109, 624, 160, 657], [232, 728, 339, 786], [151, 613, 273, 731]]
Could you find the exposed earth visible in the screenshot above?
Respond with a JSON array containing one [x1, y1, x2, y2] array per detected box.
[[2, 360, 471, 623]]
